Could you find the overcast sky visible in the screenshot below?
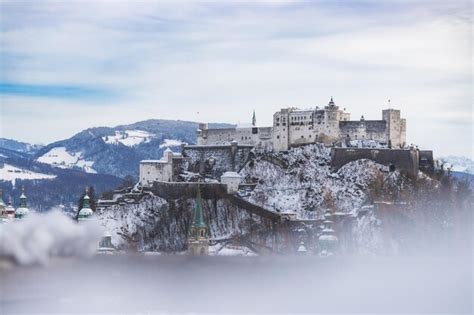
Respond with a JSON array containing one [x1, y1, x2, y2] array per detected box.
[[0, 0, 472, 157]]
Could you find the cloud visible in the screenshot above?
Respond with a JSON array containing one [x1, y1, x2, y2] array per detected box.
[[0, 0, 471, 157], [0, 82, 117, 100]]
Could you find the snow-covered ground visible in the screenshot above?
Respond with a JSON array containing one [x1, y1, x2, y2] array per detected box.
[[102, 130, 152, 147], [159, 138, 185, 148], [36, 147, 96, 173], [240, 144, 387, 219], [0, 163, 56, 185]]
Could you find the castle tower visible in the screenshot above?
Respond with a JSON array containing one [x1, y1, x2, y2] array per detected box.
[[164, 147, 174, 163], [188, 185, 210, 255], [382, 105, 406, 148], [78, 187, 94, 222], [15, 186, 29, 220]]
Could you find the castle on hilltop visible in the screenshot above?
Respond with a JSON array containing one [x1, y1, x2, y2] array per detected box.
[[197, 98, 406, 151]]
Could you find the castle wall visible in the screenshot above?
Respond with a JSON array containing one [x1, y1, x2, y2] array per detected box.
[[339, 120, 387, 143], [149, 181, 228, 200], [330, 148, 420, 176], [139, 161, 173, 187], [182, 144, 253, 178], [198, 127, 273, 150]]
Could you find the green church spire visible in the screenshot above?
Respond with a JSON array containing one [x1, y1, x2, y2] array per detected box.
[[193, 185, 207, 230]]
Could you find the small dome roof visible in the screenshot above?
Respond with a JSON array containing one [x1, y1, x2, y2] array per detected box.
[[79, 207, 93, 216], [15, 207, 29, 216]]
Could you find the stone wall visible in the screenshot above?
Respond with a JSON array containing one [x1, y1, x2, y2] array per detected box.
[[182, 144, 253, 178], [339, 120, 387, 143], [148, 181, 228, 200], [198, 127, 273, 150], [419, 150, 435, 175], [331, 148, 420, 176]]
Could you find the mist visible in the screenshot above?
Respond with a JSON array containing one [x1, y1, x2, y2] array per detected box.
[[0, 211, 102, 266], [0, 208, 472, 314]]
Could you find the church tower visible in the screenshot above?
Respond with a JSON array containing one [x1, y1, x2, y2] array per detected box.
[[252, 109, 257, 126], [188, 185, 210, 255], [78, 187, 94, 222], [15, 186, 29, 220], [0, 190, 7, 222]]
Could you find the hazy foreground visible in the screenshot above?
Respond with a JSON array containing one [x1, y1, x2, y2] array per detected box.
[[1, 253, 471, 314]]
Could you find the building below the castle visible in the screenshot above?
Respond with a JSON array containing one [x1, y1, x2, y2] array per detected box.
[[139, 148, 186, 187], [197, 98, 406, 151]]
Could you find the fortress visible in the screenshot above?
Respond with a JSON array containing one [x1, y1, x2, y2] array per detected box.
[[197, 98, 406, 151]]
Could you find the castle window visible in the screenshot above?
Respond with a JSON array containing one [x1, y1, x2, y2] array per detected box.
[[277, 135, 280, 139], [200, 230, 205, 237]]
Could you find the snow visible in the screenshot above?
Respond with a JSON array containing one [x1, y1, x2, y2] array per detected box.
[[36, 147, 97, 173], [159, 139, 185, 148], [102, 130, 152, 147], [0, 163, 56, 185], [211, 244, 257, 256], [438, 156, 474, 174], [221, 171, 241, 178], [240, 144, 390, 220]]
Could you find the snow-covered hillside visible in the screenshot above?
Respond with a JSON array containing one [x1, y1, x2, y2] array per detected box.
[[102, 130, 153, 147], [240, 144, 387, 219], [438, 156, 474, 174], [159, 139, 185, 148], [0, 163, 56, 185], [36, 147, 96, 173]]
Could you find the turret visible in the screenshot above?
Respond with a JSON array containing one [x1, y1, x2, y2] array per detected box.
[[78, 187, 93, 222], [163, 147, 174, 163], [15, 186, 29, 220]]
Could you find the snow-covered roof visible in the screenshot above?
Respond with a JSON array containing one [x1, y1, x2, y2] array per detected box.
[[221, 171, 241, 178], [79, 207, 93, 216], [236, 123, 254, 129], [164, 148, 173, 153], [15, 207, 29, 215], [140, 159, 168, 164]]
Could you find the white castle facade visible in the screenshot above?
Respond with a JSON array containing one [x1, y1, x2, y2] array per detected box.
[[197, 98, 406, 151]]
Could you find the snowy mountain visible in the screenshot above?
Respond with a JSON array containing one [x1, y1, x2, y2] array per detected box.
[[438, 156, 474, 175], [33, 119, 232, 178], [0, 150, 123, 211], [0, 138, 43, 155], [0, 163, 56, 185]]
